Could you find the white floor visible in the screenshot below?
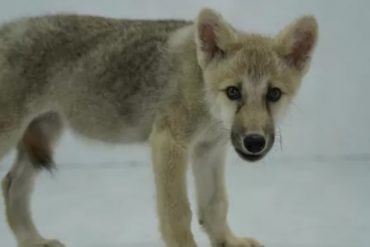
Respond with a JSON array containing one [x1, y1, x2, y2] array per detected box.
[[1, 151, 369, 247]]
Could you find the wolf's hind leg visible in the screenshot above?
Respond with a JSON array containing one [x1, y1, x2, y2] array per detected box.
[[2, 112, 65, 247]]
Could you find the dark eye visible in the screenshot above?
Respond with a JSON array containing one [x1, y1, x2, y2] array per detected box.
[[266, 87, 282, 102], [225, 86, 241, 100]]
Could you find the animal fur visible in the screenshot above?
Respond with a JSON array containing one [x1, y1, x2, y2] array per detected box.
[[0, 8, 318, 247]]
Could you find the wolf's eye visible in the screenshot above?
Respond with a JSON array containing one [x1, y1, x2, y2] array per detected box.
[[266, 87, 282, 102], [225, 86, 241, 100]]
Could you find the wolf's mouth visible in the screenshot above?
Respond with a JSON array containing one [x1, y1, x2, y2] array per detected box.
[[234, 148, 264, 162]]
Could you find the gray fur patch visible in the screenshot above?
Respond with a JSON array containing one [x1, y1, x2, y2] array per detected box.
[[20, 112, 62, 171], [2, 172, 12, 197], [27, 146, 55, 171]]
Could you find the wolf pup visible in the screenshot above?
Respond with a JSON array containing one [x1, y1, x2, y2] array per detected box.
[[0, 8, 318, 247]]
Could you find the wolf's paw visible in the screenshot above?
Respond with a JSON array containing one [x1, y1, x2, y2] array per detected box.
[[215, 237, 263, 247], [20, 239, 66, 247]]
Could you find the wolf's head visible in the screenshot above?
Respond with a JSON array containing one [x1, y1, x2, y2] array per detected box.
[[194, 9, 318, 162]]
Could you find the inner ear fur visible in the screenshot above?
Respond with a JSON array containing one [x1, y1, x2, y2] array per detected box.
[[275, 16, 318, 71], [195, 8, 238, 67]]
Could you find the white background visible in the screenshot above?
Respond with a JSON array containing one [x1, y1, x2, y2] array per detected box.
[[0, 1, 369, 247]]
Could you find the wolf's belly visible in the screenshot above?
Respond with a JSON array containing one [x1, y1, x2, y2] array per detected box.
[[64, 111, 154, 144], [59, 90, 157, 144]]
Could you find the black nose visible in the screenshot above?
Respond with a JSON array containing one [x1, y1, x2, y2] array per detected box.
[[243, 134, 266, 154]]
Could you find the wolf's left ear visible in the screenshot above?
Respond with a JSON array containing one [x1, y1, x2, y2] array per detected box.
[[195, 8, 238, 68], [275, 16, 318, 73]]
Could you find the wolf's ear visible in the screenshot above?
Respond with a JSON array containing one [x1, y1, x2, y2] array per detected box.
[[275, 16, 318, 73], [195, 8, 238, 68]]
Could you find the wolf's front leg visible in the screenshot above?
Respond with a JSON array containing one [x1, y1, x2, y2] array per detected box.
[[192, 141, 263, 247], [150, 126, 197, 247]]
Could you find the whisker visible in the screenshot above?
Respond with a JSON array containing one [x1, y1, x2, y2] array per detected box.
[[289, 100, 304, 114], [276, 127, 283, 152]]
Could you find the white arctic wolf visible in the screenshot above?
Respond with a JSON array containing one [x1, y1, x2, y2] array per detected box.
[[0, 8, 318, 247]]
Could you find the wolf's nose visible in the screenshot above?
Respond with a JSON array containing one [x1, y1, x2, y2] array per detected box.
[[243, 134, 266, 154]]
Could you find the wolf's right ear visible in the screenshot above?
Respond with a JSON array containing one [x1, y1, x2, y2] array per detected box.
[[195, 8, 238, 68]]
